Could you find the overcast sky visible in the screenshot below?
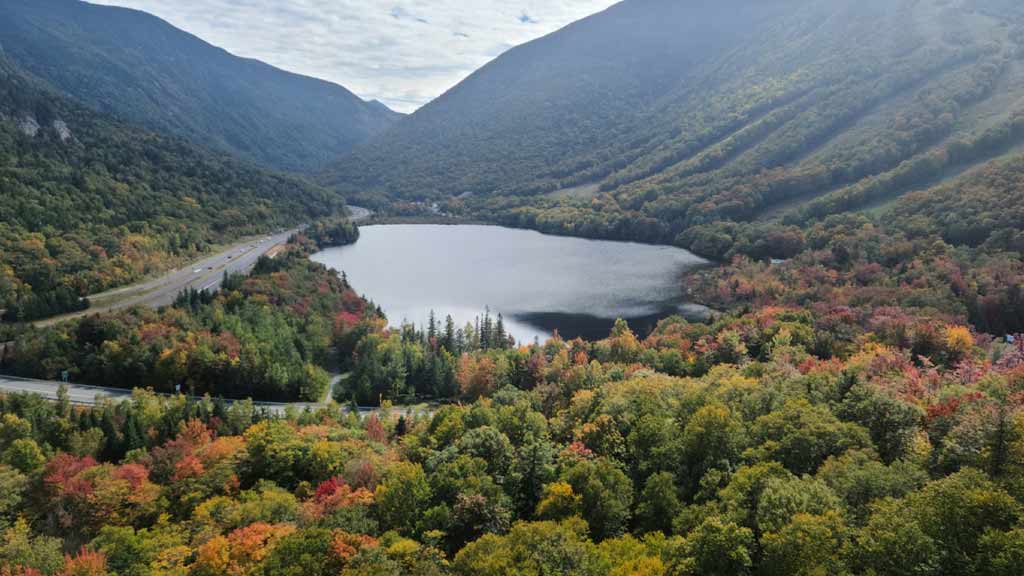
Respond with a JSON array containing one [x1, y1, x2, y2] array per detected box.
[[88, 0, 619, 113]]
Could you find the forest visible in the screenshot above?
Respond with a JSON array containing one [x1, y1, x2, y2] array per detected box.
[[0, 53, 343, 322], [3, 212, 1024, 575], [3, 174, 1022, 574], [335, 0, 1024, 329], [4, 0, 1024, 573], [2, 296, 1024, 574], [330, 0, 1024, 230], [0, 0, 400, 172], [3, 221, 364, 402]]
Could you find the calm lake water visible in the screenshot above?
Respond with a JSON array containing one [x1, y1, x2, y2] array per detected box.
[[311, 225, 710, 343]]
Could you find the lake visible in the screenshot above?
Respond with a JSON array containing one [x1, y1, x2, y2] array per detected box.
[[311, 225, 710, 343]]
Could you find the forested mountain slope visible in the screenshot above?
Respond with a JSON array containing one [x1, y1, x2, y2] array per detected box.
[[324, 0, 800, 198], [326, 0, 1024, 260], [0, 0, 400, 172], [0, 52, 343, 321]]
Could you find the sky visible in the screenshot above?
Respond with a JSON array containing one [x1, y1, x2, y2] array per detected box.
[[89, 0, 620, 113]]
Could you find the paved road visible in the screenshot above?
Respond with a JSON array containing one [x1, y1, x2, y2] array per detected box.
[[0, 374, 424, 416], [8, 206, 390, 414], [0, 374, 310, 414], [36, 229, 298, 327], [34, 205, 373, 327]]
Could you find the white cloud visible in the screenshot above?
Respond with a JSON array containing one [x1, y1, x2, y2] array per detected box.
[[87, 0, 620, 112]]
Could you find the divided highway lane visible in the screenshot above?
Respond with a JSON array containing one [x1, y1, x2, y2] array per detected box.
[[36, 205, 375, 327], [0, 374, 132, 405], [51, 205, 376, 325], [8, 207, 383, 412], [0, 374, 317, 415], [35, 229, 299, 327], [0, 374, 423, 416]]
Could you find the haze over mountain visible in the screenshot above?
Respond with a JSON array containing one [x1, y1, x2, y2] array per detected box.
[[0, 0, 401, 172], [325, 0, 1024, 259]]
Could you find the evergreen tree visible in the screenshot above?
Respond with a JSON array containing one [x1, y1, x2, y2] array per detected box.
[[496, 314, 508, 349], [481, 308, 494, 350], [443, 315, 457, 353], [428, 310, 438, 343]]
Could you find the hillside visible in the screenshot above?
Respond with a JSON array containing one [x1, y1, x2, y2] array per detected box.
[[0, 52, 343, 321], [0, 0, 401, 172], [324, 0, 1024, 259]]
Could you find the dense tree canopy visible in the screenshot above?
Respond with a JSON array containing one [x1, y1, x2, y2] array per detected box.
[[2, 279, 1024, 573], [2, 1, 1024, 574], [0, 53, 344, 321], [4, 229, 366, 402]]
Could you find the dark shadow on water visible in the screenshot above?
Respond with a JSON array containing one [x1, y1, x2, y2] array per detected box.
[[514, 305, 710, 342]]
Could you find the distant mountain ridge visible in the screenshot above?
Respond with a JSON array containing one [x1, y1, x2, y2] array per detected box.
[[323, 0, 1024, 260], [322, 0, 808, 197], [0, 0, 401, 172]]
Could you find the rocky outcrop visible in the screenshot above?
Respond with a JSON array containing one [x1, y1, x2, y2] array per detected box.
[[17, 115, 38, 137], [52, 119, 71, 142]]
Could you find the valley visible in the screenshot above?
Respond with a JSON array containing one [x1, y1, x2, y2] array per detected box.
[[3, 1, 1024, 575]]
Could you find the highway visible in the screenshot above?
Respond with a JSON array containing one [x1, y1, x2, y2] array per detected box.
[[35, 229, 298, 327], [0, 373, 423, 416], [1, 207, 410, 415], [0, 374, 135, 405], [0, 373, 304, 413], [34, 205, 373, 327]]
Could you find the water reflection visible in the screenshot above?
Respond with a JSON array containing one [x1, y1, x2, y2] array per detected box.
[[311, 225, 710, 343]]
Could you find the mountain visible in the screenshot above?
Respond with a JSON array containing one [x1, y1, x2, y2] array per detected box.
[[324, 0, 1024, 259], [0, 0, 401, 172], [0, 51, 342, 321]]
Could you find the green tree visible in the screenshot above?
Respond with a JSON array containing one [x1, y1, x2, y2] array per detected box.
[[375, 462, 432, 537], [0, 465, 27, 525], [0, 519, 64, 575], [242, 420, 307, 489], [0, 414, 31, 450], [906, 469, 1020, 574], [635, 472, 681, 535], [456, 426, 514, 482], [259, 528, 343, 576], [717, 462, 793, 537], [848, 498, 941, 576], [761, 511, 847, 576], [680, 403, 745, 496], [755, 476, 842, 535], [91, 523, 187, 576], [669, 516, 754, 576], [750, 399, 871, 475], [816, 449, 927, 521], [2, 438, 45, 474], [509, 436, 556, 517], [453, 518, 599, 576], [564, 458, 634, 541], [977, 528, 1024, 576], [838, 384, 923, 463]]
